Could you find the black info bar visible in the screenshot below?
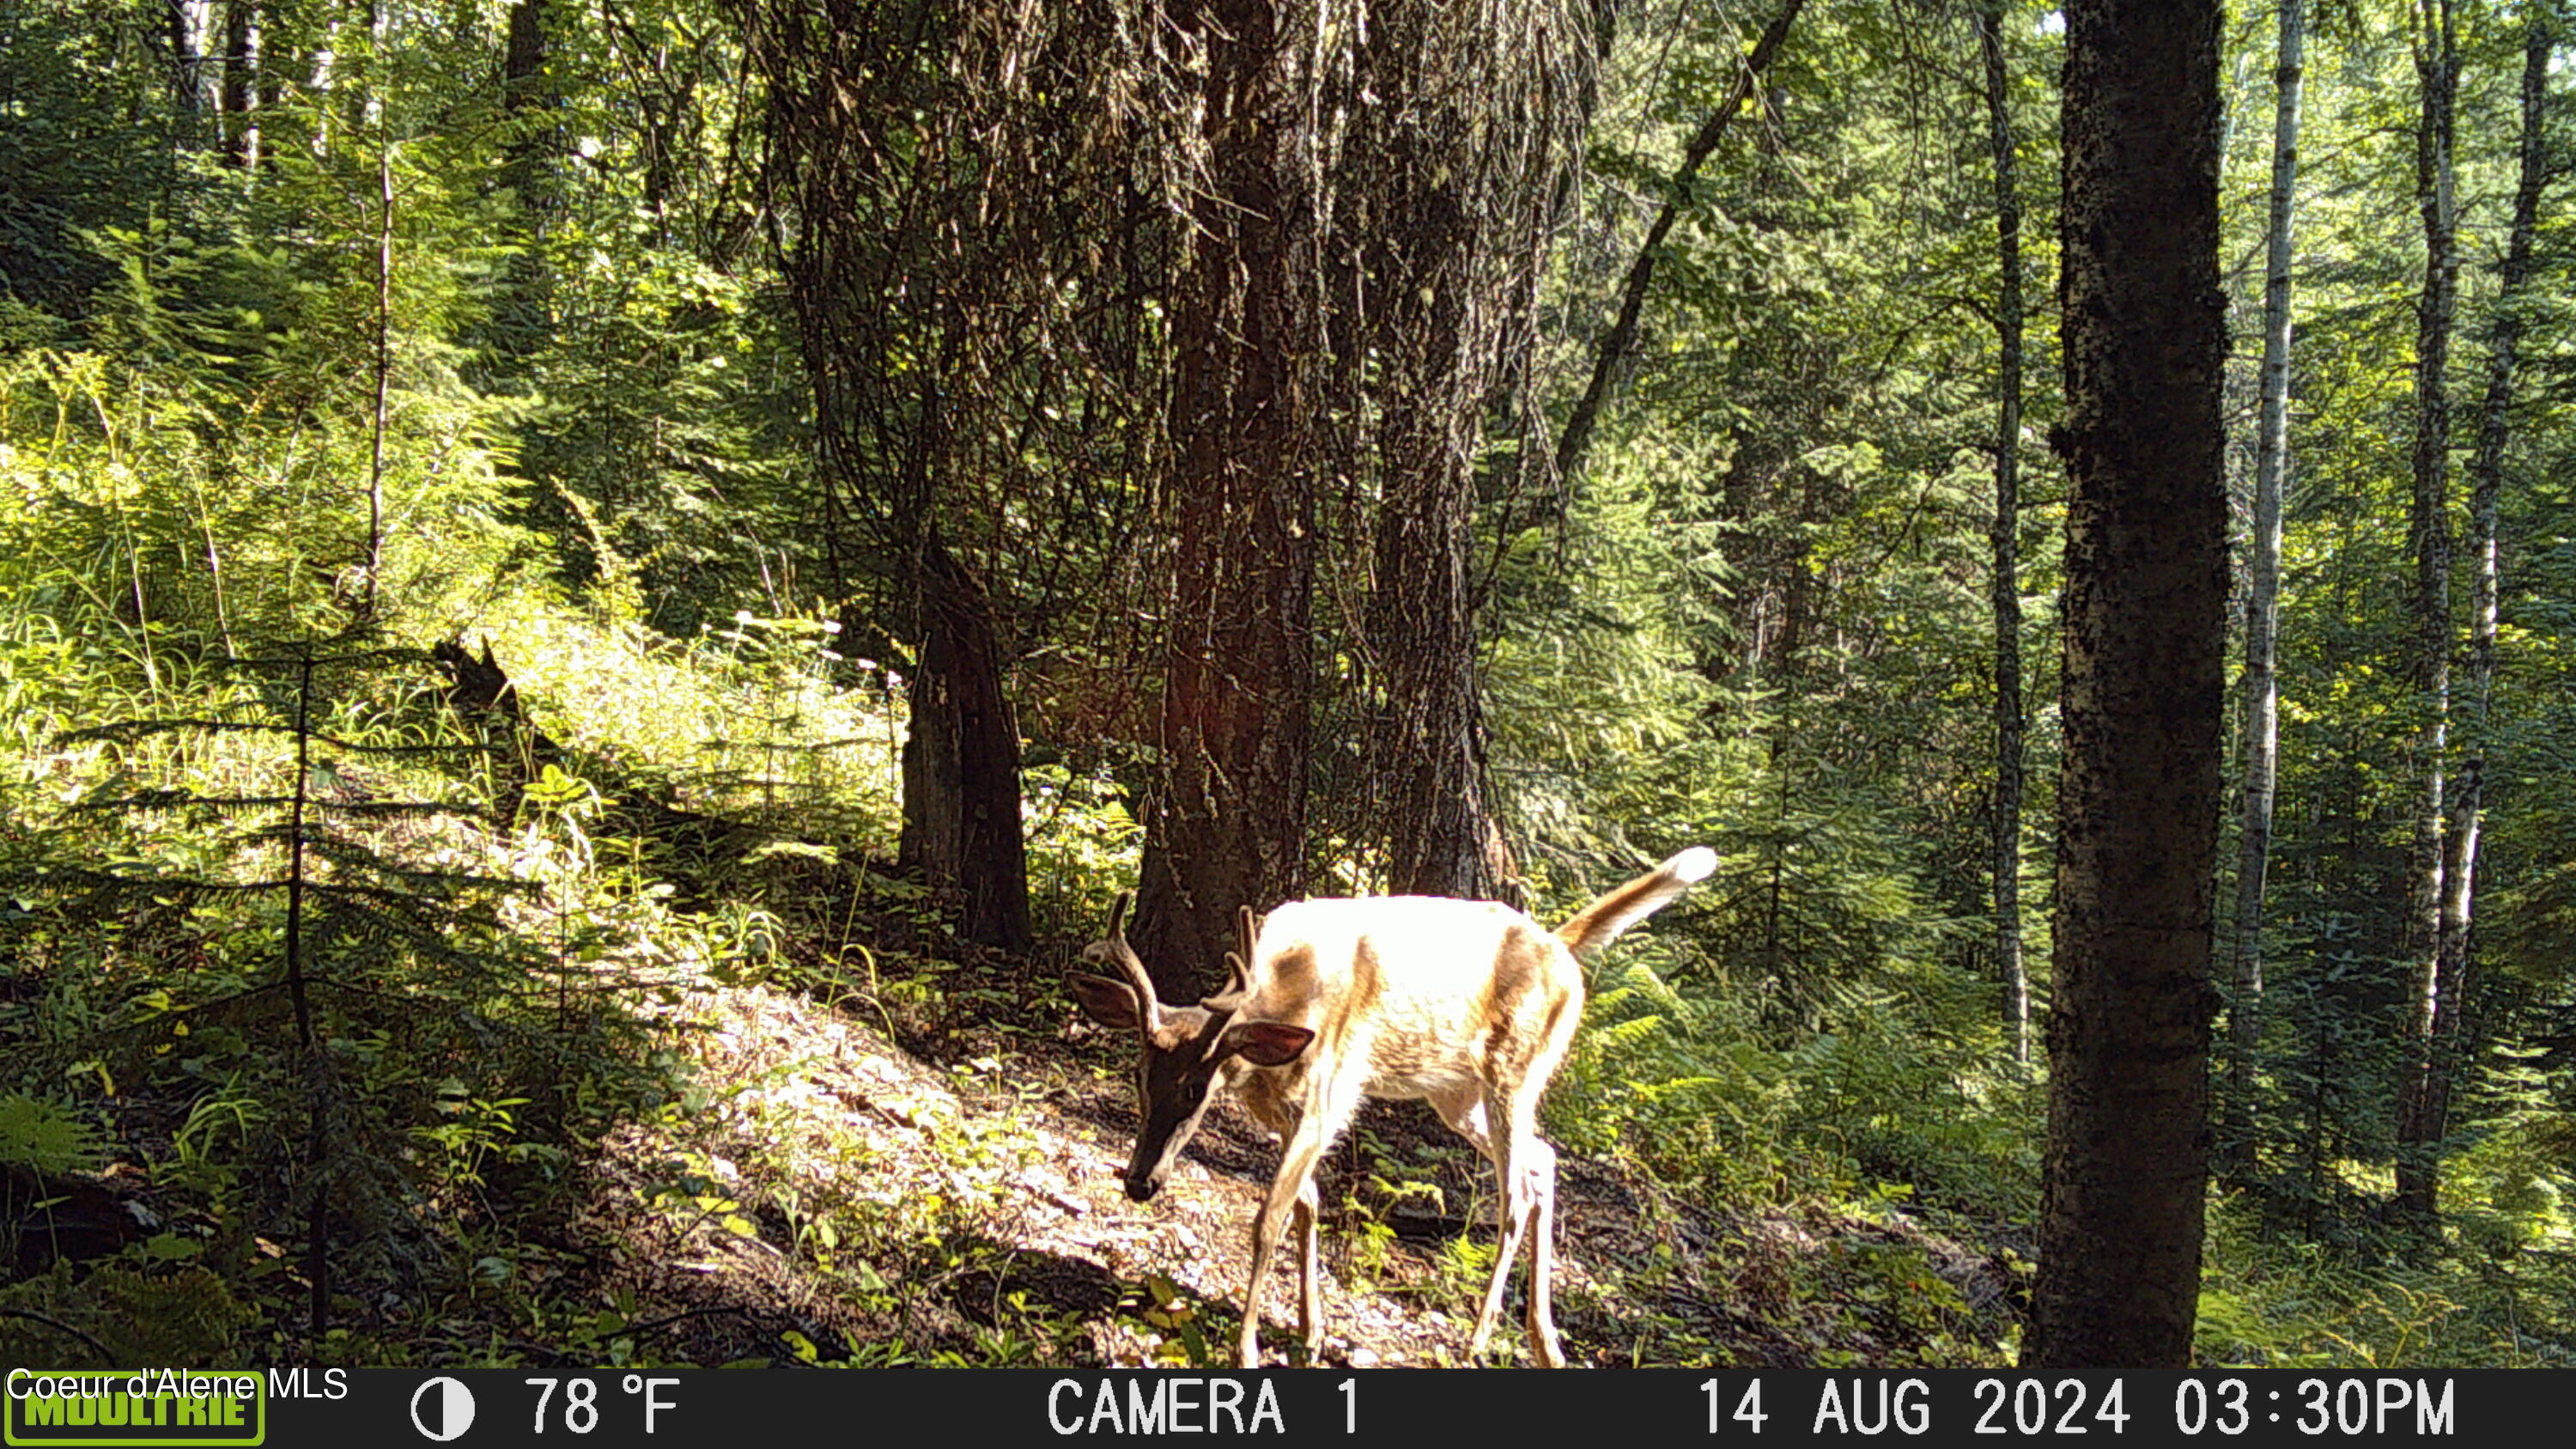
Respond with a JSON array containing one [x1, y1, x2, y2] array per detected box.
[[0, 1367, 2550, 1447]]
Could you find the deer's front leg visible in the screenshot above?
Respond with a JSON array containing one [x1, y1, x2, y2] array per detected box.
[[1241, 1124, 1333, 1367]]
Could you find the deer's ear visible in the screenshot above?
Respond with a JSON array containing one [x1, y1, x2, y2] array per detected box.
[[1218, 1020, 1314, 1068], [1071, 974, 1146, 1032]]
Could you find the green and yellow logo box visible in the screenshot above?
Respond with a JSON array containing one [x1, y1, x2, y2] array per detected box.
[[5, 1371, 263, 1448]]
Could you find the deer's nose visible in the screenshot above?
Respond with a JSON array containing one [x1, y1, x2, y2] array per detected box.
[[1124, 1174, 1160, 1202]]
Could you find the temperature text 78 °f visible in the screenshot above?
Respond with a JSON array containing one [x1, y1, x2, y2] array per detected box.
[[525, 1374, 682, 1434]]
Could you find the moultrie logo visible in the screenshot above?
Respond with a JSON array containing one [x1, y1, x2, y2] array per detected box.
[[3, 1370, 264, 1448]]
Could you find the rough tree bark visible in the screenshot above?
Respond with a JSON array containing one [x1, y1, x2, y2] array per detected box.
[[2393, 0, 2459, 1218], [1353, 3, 1578, 903], [1368, 246, 1498, 904], [1133, 0, 1321, 1000], [2224, 0, 2305, 1172], [1976, 0, 2029, 1070], [2028, 0, 2226, 1371], [899, 541, 1034, 951], [2411, 0, 2554, 1216], [1362, 32, 1495, 904]]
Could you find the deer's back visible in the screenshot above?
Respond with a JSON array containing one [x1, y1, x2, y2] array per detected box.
[[1238, 897, 1582, 1104]]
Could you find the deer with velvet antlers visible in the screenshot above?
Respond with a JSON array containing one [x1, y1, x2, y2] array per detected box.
[[1070, 847, 1716, 1367]]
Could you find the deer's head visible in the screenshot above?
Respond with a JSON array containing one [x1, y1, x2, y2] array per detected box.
[[1070, 897, 1313, 1201]]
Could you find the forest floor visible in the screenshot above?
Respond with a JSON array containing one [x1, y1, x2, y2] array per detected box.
[[567, 941, 2026, 1370]]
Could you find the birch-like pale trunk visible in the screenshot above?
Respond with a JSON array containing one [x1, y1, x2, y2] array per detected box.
[[2224, 0, 2304, 1172], [168, 1, 222, 118], [2418, 0, 2556, 1213]]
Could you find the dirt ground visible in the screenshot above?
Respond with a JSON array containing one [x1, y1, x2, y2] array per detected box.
[[580, 971, 2020, 1369]]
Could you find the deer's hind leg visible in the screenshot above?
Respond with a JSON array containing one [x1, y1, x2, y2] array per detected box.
[[1518, 1134, 1564, 1367], [1428, 1083, 1528, 1362], [1466, 1092, 1544, 1362], [1467, 986, 1579, 1367]]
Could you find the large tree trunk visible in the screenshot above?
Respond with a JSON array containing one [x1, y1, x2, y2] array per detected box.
[[1976, 0, 2029, 1069], [2393, 0, 2460, 1218], [1355, 1, 1575, 904], [1370, 394, 1499, 901], [899, 541, 1035, 953], [2412, 0, 2553, 1215], [1363, 64, 1494, 904], [2027, 0, 2226, 1371], [1133, 0, 1321, 1000], [2224, 0, 2306, 1173], [1364, 70, 1490, 905]]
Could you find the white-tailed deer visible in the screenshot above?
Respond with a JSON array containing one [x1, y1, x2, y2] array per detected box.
[[1070, 847, 1716, 1367]]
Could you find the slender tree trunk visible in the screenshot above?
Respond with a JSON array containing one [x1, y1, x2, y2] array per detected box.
[[361, 0, 387, 131], [498, 0, 555, 362], [503, 0, 551, 189], [2393, 0, 2459, 1218], [1552, 0, 1804, 486], [2027, 0, 2226, 1371], [899, 542, 1035, 952], [2415, 0, 2554, 1214], [1976, 0, 2030, 1069], [284, 658, 329, 1340], [1133, 0, 1321, 1000], [222, 2, 261, 169], [309, 3, 342, 157], [365, 134, 392, 618], [2225, 0, 2306, 1174]]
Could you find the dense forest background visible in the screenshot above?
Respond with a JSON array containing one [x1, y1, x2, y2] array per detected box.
[[0, 0, 2568, 1368]]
